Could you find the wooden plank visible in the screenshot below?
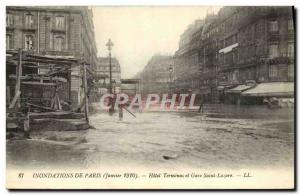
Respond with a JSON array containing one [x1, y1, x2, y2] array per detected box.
[[6, 86, 11, 105], [45, 67, 69, 76], [9, 75, 67, 83], [9, 90, 21, 109], [26, 103, 56, 111], [26, 54, 78, 62], [21, 58, 73, 66], [57, 94, 62, 110], [29, 111, 85, 120], [21, 81, 57, 86], [9, 74, 31, 80], [73, 96, 86, 112], [51, 93, 62, 110]]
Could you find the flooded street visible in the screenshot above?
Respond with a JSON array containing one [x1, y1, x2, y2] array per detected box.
[[7, 111, 294, 170]]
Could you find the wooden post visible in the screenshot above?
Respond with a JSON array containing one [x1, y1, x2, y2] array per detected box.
[[14, 49, 22, 109], [6, 86, 10, 106], [83, 63, 89, 123]]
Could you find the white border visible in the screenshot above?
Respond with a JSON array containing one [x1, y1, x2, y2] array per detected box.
[[0, 0, 298, 194]]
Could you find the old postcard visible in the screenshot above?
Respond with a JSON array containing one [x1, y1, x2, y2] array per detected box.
[[6, 6, 295, 189]]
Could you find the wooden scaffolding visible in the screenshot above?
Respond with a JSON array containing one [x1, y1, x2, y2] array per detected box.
[[6, 49, 92, 123]]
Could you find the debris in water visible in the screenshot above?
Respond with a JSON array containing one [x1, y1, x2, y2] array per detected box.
[[163, 154, 178, 160]]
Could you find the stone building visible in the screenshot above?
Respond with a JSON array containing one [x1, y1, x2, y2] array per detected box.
[[96, 57, 121, 93], [217, 6, 294, 104], [6, 6, 98, 107], [139, 55, 174, 94], [174, 19, 204, 94], [174, 6, 294, 104]]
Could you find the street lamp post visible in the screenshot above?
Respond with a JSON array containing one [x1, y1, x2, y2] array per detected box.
[[169, 65, 173, 94], [106, 39, 114, 94], [106, 39, 114, 114]]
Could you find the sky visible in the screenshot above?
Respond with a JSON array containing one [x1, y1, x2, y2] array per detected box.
[[92, 6, 221, 79]]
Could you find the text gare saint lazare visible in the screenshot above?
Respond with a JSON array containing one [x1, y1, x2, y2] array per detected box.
[[149, 173, 235, 178]]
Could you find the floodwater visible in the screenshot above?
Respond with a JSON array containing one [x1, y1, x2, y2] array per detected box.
[[6, 110, 294, 170]]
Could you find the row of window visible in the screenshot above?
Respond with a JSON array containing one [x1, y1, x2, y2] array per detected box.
[[269, 43, 294, 58], [218, 19, 293, 50], [196, 19, 294, 57], [201, 42, 294, 67], [6, 34, 65, 51], [270, 19, 294, 32], [6, 13, 65, 29], [269, 64, 294, 78], [200, 18, 293, 45], [157, 78, 172, 83], [223, 65, 294, 84], [186, 63, 294, 86]]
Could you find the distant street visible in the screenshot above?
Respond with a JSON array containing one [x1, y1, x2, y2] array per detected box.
[[7, 111, 294, 170]]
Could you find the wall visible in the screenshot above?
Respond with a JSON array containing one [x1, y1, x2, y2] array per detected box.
[[6, 6, 98, 107]]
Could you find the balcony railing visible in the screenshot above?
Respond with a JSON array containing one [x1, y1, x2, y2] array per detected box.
[[267, 56, 291, 65]]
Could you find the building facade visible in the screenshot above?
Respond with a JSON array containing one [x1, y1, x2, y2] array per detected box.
[[139, 55, 174, 94], [173, 6, 294, 103], [96, 57, 121, 93], [6, 6, 98, 107]]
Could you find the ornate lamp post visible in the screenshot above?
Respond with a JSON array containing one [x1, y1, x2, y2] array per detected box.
[[112, 80, 116, 94], [169, 65, 173, 93], [106, 39, 114, 94], [106, 39, 115, 114]]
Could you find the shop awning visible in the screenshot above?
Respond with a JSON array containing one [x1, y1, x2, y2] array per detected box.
[[218, 43, 239, 54], [226, 84, 253, 93], [217, 85, 236, 91], [242, 82, 294, 97]]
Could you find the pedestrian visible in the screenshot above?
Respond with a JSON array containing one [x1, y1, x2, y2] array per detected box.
[[119, 105, 123, 121], [23, 109, 30, 139], [198, 98, 204, 113], [119, 96, 124, 121]]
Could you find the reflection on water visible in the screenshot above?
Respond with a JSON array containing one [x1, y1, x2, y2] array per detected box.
[[6, 111, 294, 170], [7, 139, 88, 169]]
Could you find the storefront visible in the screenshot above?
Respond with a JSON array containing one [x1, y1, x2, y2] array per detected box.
[[241, 82, 294, 105], [225, 84, 254, 105]]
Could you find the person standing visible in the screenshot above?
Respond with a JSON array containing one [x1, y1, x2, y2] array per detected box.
[[118, 96, 124, 121]]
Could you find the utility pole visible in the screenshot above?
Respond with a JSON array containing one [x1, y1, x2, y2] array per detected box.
[[9, 49, 23, 110], [83, 63, 89, 123], [169, 65, 173, 94], [106, 39, 114, 114]]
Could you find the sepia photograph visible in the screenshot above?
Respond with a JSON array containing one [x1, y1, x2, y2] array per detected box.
[[5, 5, 295, 189]]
